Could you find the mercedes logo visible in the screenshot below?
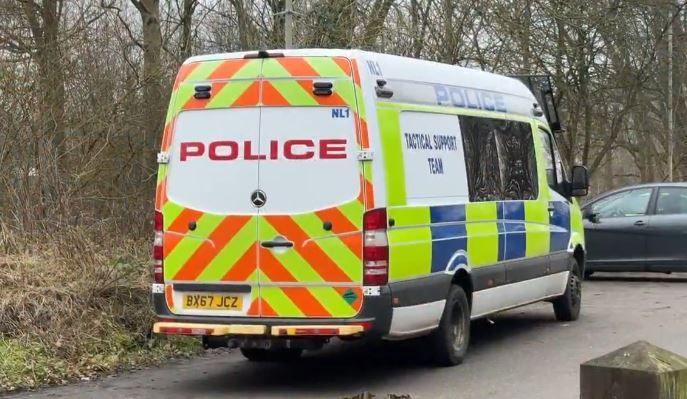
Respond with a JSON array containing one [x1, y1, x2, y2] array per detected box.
[[251, 189, 267, 208]]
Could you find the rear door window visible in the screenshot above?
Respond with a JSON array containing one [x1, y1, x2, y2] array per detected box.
[[257, 107, 359, 214], [166, 108, 261, 215]]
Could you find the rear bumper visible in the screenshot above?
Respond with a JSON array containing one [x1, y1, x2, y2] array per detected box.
[[152, 285, 392, 338]]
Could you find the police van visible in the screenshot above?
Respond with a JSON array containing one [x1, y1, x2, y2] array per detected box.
[[152, 49, 589, 366]]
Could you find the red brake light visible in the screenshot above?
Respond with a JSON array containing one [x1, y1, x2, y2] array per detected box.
[[362, 208, 389, 286], [154, 209, 163, 231], [153, 210, 164, 284], [363, 208, 387, 230]]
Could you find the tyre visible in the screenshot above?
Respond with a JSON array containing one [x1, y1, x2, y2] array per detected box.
[[240, 347, 303, 362], [583, 269, 593, 280], [553, 260, 582, 321], [430, 285, 471, 367]]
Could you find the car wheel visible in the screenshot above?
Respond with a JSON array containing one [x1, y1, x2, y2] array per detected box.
[[553, 260, 582, 321], [430, 285, 471, 367], [240, 347, 303, 362], [583, 269, 594, 280]]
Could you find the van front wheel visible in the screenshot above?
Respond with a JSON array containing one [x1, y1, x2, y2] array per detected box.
[[430, 285, 471, 367], [552, 261, 582, 322]]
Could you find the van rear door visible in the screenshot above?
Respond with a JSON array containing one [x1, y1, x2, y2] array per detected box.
[[255, 57, 365, 318], [162, 58, 262, 318]]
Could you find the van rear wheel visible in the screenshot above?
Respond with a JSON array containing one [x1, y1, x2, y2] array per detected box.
[[430, 285, 470, 367], [552, 261, 582, 321], [240, 347, 303, 362]]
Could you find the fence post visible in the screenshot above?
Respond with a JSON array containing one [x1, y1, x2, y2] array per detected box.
[[580, 341, 687, 399]]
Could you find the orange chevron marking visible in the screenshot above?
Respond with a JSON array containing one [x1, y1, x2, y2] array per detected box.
[[314, 207, 362, 258], [351, 60, 362, 84], [161, 120, 175, 152], [296, 80, 347, 106], [356, 116, 370, 148], [261, 81, 290, 106], [167, 208, 204, 233], [259, 298, 277, 317], [277, 58, 319, 77], [165, 284, 175, 309], [222, 242, 258, 282], [247, 298, 259, 316], [281, 287, 331, 317], [165, 208, 204, 255], [208, 59, 248, 80], [173, 216, 252, 281], [334, 286, 362, 311], [264, 216, 352, 282], [333, 58, 352, 76], [163, 232, 183, 257], [358, 174, 365, 203], [181, 82, 227, 110], [174, 62, 200, 89], [259, 251, 330, 316], [259, 247, 297, 282], [232, 81, 260, 106], [365, 178, 375, 209], [155, 178, 168, 209]]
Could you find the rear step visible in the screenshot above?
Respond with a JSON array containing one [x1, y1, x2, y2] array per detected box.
[[153, 322, 365, 337]]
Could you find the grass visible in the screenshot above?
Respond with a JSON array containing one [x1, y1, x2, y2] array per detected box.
[[0, 224, 202, 393]]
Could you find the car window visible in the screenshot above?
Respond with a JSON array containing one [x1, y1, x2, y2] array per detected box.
[[655, 187, 687, 215], [591, 188, 652, 218]]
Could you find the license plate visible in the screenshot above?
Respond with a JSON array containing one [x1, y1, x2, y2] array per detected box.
[[182, 294, 243, 310]]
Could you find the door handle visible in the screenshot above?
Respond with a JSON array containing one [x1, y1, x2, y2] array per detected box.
[[261, 240, 294, 249], [634, 220, 646, 226]]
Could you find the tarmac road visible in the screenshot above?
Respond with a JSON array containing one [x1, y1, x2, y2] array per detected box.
[[7, 272, 687, 399]]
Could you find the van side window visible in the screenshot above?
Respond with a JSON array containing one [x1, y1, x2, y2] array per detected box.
[[460, 116, 538, 202], [460, 117, 503, 201], [496, 121, 538, 200]]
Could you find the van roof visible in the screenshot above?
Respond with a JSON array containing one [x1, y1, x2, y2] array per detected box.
[[185, 49, 545, 123]]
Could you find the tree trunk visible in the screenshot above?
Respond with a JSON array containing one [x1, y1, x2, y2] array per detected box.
[[180, 0, 198, 60], [21, 0, 66, 217], [230, 0, 251, 50], [132, 0, 164, 170], [362, 0, 394, 48]]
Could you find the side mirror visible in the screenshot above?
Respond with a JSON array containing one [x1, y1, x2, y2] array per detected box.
[[570, 165, 589, 197]]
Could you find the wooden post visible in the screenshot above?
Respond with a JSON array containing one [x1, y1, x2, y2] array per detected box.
[[580, 341, 687, 399]]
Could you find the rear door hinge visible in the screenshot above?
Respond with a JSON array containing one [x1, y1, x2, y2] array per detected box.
[[157, 152, 170, 164], [357, 150, 374, 161]]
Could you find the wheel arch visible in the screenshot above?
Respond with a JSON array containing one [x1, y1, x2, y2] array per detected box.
[[451, 267, 473, 309], [573, 244, 585, 272]]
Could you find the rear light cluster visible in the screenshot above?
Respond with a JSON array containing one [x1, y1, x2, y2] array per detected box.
[[158, 326, 212, 336], [362, 208, 389, 285], [153, 210, 164, 284]]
